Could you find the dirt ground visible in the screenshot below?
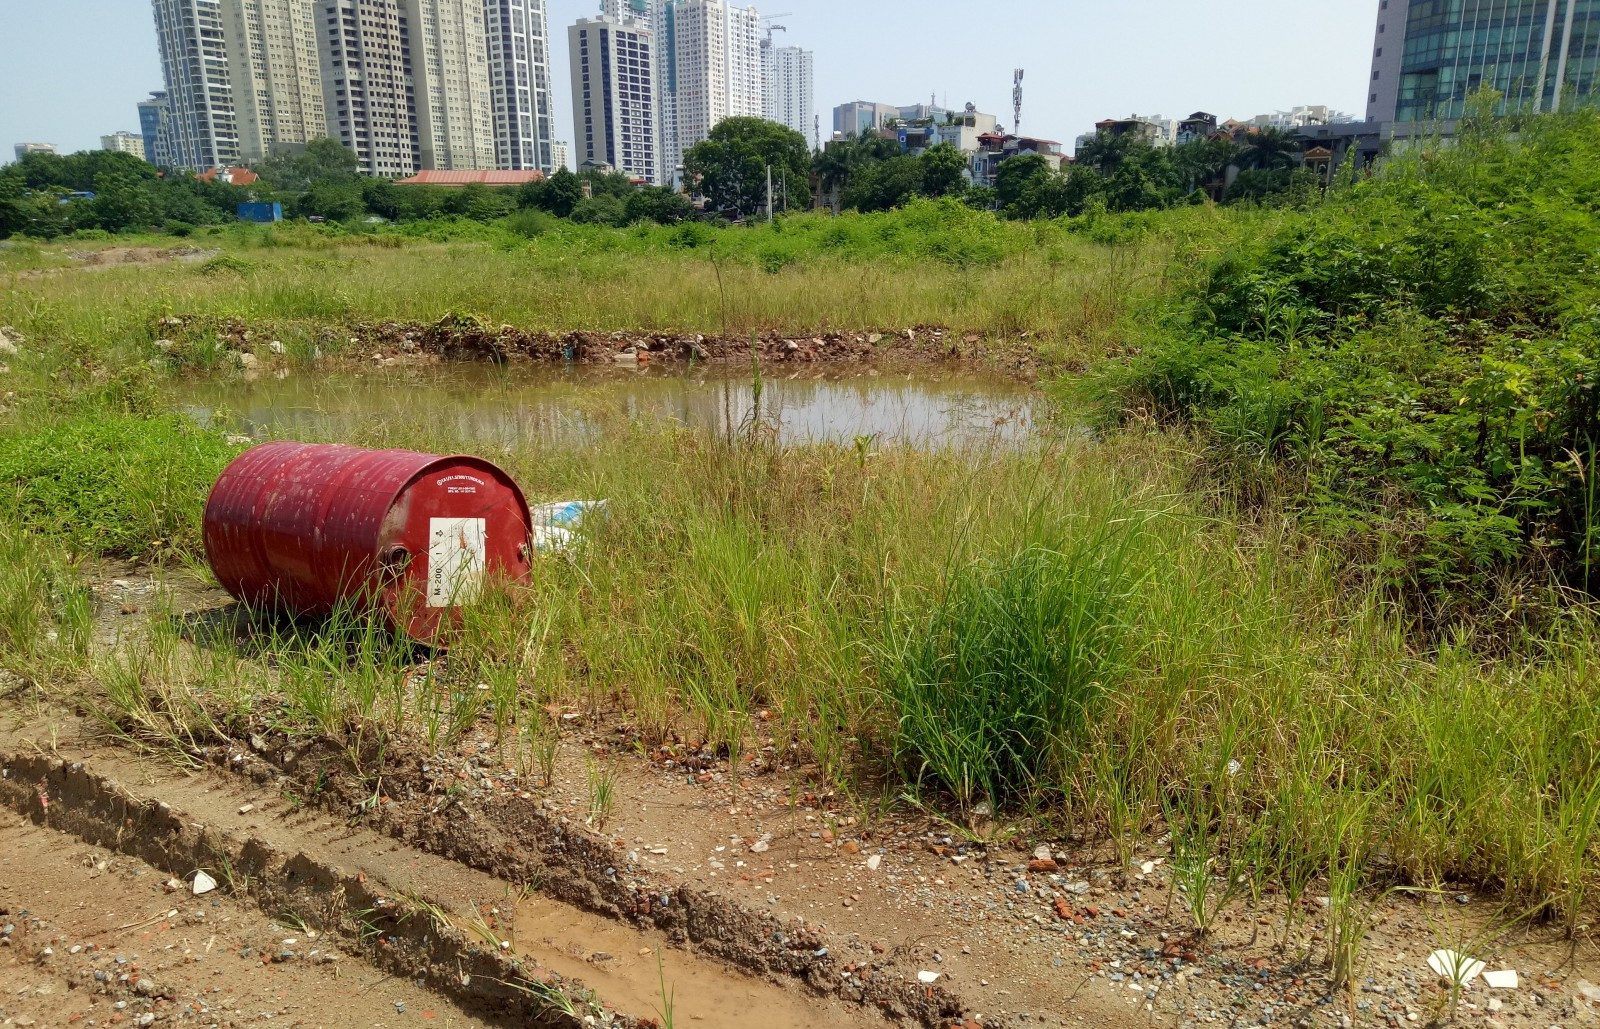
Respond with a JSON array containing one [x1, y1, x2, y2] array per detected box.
[[5, 566, 1600, 1029], [0, 808, 498, 1029]]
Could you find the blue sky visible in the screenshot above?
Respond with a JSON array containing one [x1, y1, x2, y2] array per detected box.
[[0, 0, 1379, 160]]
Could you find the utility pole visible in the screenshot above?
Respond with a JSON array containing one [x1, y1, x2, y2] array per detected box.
[[767, 164, 774, 222]]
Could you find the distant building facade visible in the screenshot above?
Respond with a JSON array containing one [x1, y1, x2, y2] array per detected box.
[[484, 0, 556, 172], [1367, 0, 1600, 125], [569, 15, 658, 183], [221, 0, 328, 163], [13, 143, 58, 161], [151, 0, 241, 170], [833, 100, 897, 138], [550, 139, 569, 170], [666, 0, 762, 182], [762, 44, 813, 140], [101, 132, 149, 158], [405, 0, 497, 170], [137, 91, 174, 166], [318, 0, 418, 176]]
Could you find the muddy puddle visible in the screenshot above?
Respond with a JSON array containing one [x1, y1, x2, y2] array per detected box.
[[175, 362, 1038, 447]]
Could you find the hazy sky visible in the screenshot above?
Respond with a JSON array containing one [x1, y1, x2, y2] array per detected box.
[[0, 0, 1379, 160]]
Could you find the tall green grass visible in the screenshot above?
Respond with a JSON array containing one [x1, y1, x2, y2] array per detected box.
[[41, 393, 1598, 927]]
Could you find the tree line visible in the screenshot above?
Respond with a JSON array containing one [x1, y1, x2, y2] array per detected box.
[[818, 124, 1320, 219], [2, 117, 1321, 240]]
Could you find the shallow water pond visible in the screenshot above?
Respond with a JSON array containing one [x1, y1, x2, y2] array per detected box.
[[176, 361, 1039, 448]]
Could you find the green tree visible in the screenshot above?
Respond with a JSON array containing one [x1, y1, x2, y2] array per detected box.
[[994, 153, 1052, 214], [303, 180, 363, 221], [1237, 127, 1301, 172], [921, 143, 968, 198], [842, 155, 925, 212], [684, 116, 811, 219], [624, 185, 692, 224], [1076, 130, 1142, 176], [527, 167, 583, 218], [257, 138, 360, 192], [571, 193, 626, 226], [89, 172, 158, 231], [813, 130, 902, 199]]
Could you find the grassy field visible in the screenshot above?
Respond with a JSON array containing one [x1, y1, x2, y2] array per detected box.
[[0, 198, 1221, 367], [2, 146, 1598, 950]]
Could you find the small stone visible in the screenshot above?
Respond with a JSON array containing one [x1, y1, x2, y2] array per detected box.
[[134, 978, 158, 996], [750, 838, 771, 854], [192, 871, 217, 895], [237, 804, 254, 815], [1028, 858, 1059, 873], [842, 841, 860, 855], [865, 855, 882, 871]]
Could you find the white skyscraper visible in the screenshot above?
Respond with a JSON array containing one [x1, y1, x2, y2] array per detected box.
[[405, 0, 497, 170], [569, 15, 658, 182], [318, 0, 418, 176], [762, 43, 812, 140], [221, 0, 327, 163], [664, 0, 761, 183], [484, 0, 556, 171], [151, 0, 241, 170]]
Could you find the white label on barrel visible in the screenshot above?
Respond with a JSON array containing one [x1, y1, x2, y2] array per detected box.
[[427, 518, 487, 608]]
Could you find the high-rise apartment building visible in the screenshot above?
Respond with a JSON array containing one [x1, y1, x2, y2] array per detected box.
[[151, 0, 241, 170], [761, 43, 812, 140], [13, 143, 59, 162], [1368, 0, 1600, 125], [602, 0, 660, 31], [318, 0, 418, 175], [664, 0, 761, 182], [569, 16, 658, 182], [551, 139, 569, 170], [404, 0, 496, 170], [484, 0, 555, 171], [602, 0, 669, 180], [102, 132, 149, 159], [221, 0, 328, 162], [137, 91, 174, 166]]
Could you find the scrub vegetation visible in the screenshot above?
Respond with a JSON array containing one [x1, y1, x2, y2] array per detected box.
[[1, 106, 1598, 942]]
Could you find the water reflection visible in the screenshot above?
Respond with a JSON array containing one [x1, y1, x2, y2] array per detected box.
[[177, 362, 1038, 449]]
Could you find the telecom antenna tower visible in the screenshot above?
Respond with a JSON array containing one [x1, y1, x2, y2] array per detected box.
[[1013, 68, 1024, 138]]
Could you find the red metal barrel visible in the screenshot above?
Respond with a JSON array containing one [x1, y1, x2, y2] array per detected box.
[[203, 442, 535, 642]]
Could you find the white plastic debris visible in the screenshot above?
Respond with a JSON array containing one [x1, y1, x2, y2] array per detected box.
[[192, 871, 218, 896], [530, 501, 607, 554], [1428, 950, 1485, 985], [1483, 969, 1519, 989], [917, 971, 940, 984]]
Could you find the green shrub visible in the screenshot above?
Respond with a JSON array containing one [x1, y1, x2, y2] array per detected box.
[[1093, 107, 1600, 616]]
